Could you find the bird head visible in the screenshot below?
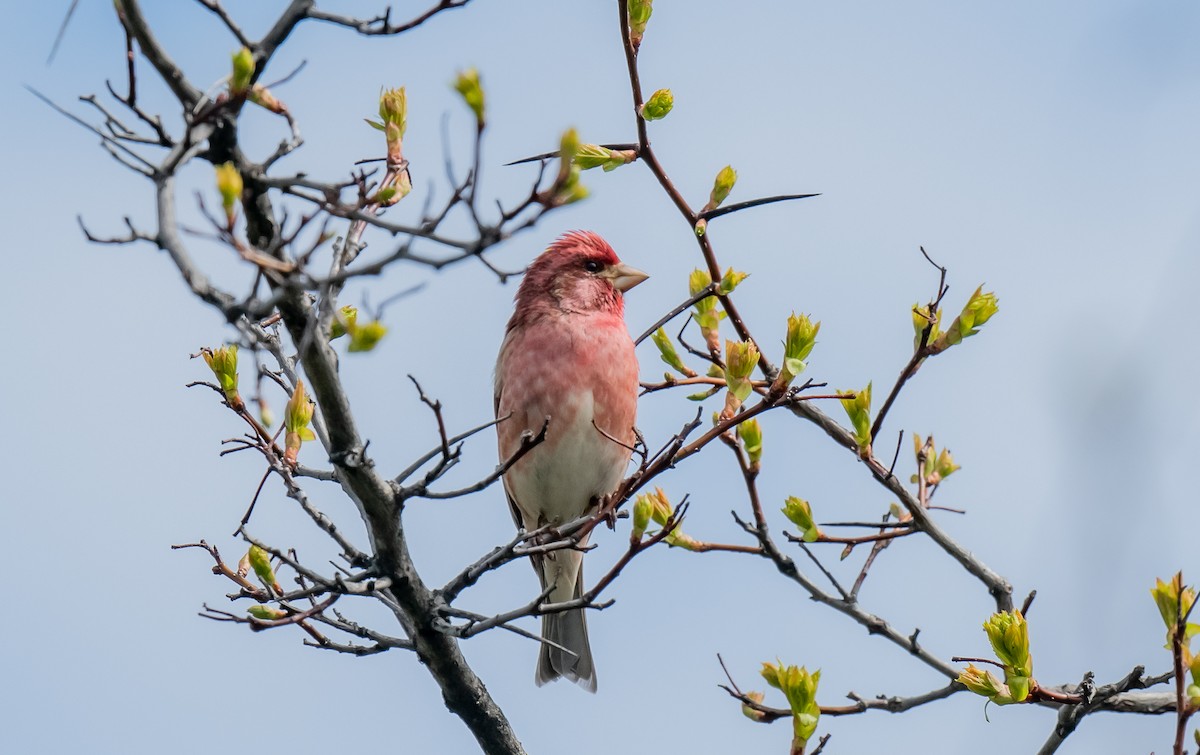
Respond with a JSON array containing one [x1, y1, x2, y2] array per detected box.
[[515, 231, 648, 317]]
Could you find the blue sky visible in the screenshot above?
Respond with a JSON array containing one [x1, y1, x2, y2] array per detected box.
[[3, 1, 1199, 753]]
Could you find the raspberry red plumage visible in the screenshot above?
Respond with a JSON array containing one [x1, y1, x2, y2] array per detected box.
[[494, 231, 647, 690]]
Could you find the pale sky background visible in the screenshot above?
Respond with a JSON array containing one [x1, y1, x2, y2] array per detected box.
[[3, 2, 1199, 753]]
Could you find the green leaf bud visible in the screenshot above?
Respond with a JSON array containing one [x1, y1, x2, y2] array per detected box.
[[761, 661, 821, 747], [781, 496, 819, 542], [574, 143, 637, 172], [641, 88, 673, 121], [773, 313, 820, 391], [651, 327, 692, 375], [348, 320, 387, 352], [202, 344, 243, 411], [718, 267, 749, 295], [214, 162, 243, 226], [284, 380, 316, 467], [330, 305, 358, 340], [631, 493, 653, 541], [248, 605, 287, 621], [707, 165, 737, 210], [230, 47, 254, 95], [957, 664, 1013, 704], [247, 544, 279, 592], [738, 418, 763, 469], [839, 383, 872, 453], [983, 610, 1033, 701], [372, 87, 408, 164], [648, 487, 673, 526], [929, 286, 998, 354], [724, 339, 759, 410], [628, 0, 654, 49], [453, 68, 486, 127]]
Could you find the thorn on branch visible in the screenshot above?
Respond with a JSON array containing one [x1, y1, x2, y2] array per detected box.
[[698, 193, 820, 222]]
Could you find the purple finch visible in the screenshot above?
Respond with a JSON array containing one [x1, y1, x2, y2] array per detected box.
[[494, 231, 648, 690]]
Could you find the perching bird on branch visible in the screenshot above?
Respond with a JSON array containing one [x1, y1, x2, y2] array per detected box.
[[494, 231, 648, 690]]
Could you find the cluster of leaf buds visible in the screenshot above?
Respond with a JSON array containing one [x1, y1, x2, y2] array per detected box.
[[545, 128, 589, 206], [641, 88, 673, 121], [760, 661, 821, 752], [985, 610, 1034, 701], [723, 339, 759, 420], [1151, 574, 1200, 714], [329, 305, 388, 352], [627, 0, 653, 50], [839, 383, 872, 455], [926, 286, 999, 355], [956, 664, 1010, 704], [246, 544, 283, 594], [688, 269, 724, 352], [695, 165, 737, 236], [957, 610, 1034, 704], [201, 344, 244, 411], [738, 418, 763, 473], [453, 68, 485, 128], [283, 380, 316, 467], [365, 87, 409, 168], [910, 433, 961, 487], [362, 88, 413, 204], [631, 487, 675, 542], [771, 313, 820, 396], [574, 143, 638, 172], [214, 162, 243, 229], [781, 496, 820, 543], [1152, 573, 1198, 644]]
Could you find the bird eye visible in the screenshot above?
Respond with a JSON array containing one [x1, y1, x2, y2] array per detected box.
[[583, 260, 603, 273]]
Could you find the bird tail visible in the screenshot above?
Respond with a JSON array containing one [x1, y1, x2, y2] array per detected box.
[[536, 566, 596, 691]]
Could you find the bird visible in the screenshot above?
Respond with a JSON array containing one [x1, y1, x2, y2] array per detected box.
[[494, 231, 648, 691]]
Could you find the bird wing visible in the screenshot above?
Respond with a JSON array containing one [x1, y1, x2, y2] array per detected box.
[[494, 376, 527, 532], [495, 339, 546, 587]]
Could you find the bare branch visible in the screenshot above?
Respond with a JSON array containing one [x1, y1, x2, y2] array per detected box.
[[1036, 667, 1174, 754], [26, 86, 158, 175], [194, 0, 253, 48], [114, 0, 202, 108], [787, 399, 1014, 611], [411, 420, 548, 500], [305, 1, 473, 36], [77, 215, 154, 245], [393, 416, 505, 485]]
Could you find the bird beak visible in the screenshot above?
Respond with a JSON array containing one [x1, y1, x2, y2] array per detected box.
[[607, 263, 649, 292]]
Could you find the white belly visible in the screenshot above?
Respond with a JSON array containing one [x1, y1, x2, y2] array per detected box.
[[508, 389, 629, 528]]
